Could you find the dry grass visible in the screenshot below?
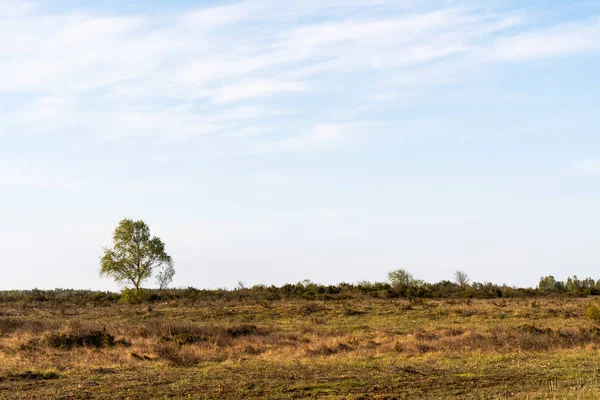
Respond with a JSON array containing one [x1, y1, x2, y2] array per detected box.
[[1, 298, 600, 398]]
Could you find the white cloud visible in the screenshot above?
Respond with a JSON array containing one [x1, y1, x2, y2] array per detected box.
[[0, 163, 80, 189], [244, 123, 360, 153], [212, 79, 308, 103], [181, 1, 260, 29], [100, 105, 279, 141], [1, 1, 600, 155], [484, 19, 600, 62], [0, 96, 73, 133], [9, 96, 69, 121]]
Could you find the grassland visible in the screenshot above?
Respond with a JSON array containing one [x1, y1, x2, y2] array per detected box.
[[2, 297, 600, 399]]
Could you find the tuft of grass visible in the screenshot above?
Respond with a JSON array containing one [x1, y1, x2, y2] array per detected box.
[[227, 324, 259, 338], [342, 305, 365, 316], [242, 345, 266, 355], [300, 304, 324, 315], [160, 333, 207, 346], [413, 329, 440, 341], [154, 342, 200, 367], [517, 324, 553, 335], [307, 341, 353, 356], [0, 318, 56, 336]]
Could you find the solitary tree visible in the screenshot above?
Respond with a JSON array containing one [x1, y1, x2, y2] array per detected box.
[[454, 270, 470, 289], [387, 269, 424, 296], [387, 269, 414, 290], [100, 219, 174, 298]]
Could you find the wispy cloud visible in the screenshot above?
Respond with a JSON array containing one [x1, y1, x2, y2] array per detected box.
[[5, 96, 69, 121], [243, 123, 362, 153], [0, 163, 80, 189], [1, 1, 600, 155], [484, 18, 600, 62], [212, 79, 308, 103], [181, 1, 260, 29]]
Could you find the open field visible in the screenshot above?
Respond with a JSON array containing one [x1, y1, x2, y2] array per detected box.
[[2, 297, 600, 399]]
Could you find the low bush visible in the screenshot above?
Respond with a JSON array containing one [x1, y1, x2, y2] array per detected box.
[[9, 370, 60, 381], [585, 302, 600, 322], [226, 324, 258, 338], [45, 329, 115, 349], [160, 333, 206, 346]]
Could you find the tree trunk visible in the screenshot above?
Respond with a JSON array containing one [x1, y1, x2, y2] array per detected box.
[[135, 282, 141, 301]]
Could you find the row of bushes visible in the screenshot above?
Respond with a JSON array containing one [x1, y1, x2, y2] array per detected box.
[[0, 278, 596, 305], [538, 275, 600, 296]]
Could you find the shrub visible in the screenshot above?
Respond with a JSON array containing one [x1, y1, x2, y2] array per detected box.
[[45, 330, 115, 349], [586, 302, 600, 322], [517, 324, 553, 335], [227, 324, 258, 338], [119, 288, 147, 304], [160, 333, 206, 346], [10, 370, 60, 380]]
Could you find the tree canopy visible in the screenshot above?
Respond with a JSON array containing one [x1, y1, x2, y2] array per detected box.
[[100, 219, 174, 297], [454, 270, 470, 289]]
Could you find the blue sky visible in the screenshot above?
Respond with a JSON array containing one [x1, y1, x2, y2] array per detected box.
[[1, 0, 600, 290]]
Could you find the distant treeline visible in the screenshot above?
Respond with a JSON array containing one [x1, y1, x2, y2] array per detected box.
[[0, 275, 597, 304]]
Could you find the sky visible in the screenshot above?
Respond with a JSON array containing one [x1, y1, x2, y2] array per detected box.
[[1, 0, 600, 291]]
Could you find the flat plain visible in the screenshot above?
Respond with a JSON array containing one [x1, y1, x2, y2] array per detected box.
[[1, 297, 600, 399]]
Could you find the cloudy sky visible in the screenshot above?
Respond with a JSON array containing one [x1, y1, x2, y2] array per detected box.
[[1, 0, 600, 290]]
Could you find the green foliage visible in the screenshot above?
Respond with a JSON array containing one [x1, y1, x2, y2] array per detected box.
[[387, 269, 424, 297], [585, 302, 600, 322], [100, 219, 174, 295], [538, 275, 558, 291], [387, 269, 414, 289], [119, 288, 148, 304], [539, 275, 599, 296], [5, 275, 600, 306]]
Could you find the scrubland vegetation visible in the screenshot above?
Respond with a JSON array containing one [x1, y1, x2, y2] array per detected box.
[[3, 285, 600, 399]]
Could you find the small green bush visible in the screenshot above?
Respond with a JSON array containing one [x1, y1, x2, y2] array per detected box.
[[585, 302, 600, 322], [119, 288, 147, 304]]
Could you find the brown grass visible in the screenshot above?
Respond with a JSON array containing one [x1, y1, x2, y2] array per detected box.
[[1, 298, 600, 398]]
